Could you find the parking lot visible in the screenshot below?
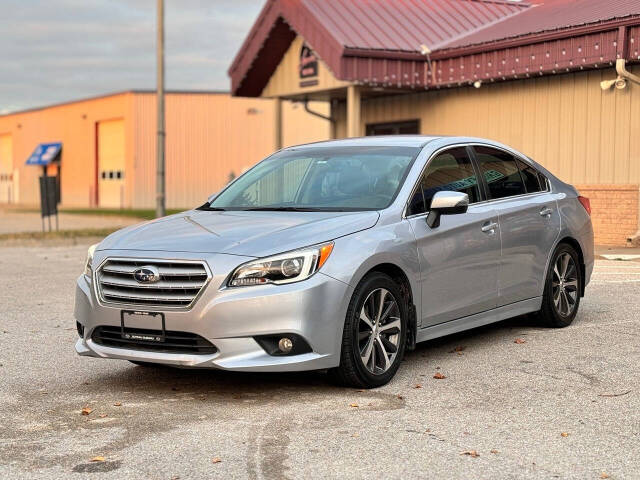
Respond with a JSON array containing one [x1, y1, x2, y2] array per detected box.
[[1, 242, 638, 480]]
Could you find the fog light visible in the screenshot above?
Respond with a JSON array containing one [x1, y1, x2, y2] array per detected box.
[[278, 337, 293, 354]]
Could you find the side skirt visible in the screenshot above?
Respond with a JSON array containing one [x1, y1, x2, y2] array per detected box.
[[416, 297, 542, 344]]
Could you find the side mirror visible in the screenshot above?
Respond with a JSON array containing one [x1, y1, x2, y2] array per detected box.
[[426, 191, 469, 228]]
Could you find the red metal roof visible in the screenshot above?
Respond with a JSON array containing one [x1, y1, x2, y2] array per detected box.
[[229, 0, 640, 96], [444, 0, 640, 50], [302, 0, 527, 52]]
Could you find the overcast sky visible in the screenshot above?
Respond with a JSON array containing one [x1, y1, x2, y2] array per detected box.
[[0, 0, 266, 113]]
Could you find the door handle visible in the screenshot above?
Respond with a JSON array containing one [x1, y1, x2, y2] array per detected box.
[[540, 207, 553, 217], [481, 221, 498, 233]]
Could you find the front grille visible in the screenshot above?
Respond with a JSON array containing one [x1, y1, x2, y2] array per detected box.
[[92, 326, 217, 354], [96, 259, 210, 309]]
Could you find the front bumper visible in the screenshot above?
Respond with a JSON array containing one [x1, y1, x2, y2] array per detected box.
[[74, 249, 353, 372]]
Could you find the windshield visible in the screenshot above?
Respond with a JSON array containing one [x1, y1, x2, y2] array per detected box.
[[207, 146, 420, 211]]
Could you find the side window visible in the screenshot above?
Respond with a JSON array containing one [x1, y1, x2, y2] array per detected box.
[[407, 147, 481, 215], [474, 146, 526, 199], [515, 158, 542, 193]]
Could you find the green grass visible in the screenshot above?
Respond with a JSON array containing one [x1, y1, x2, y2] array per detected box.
[[0, 227, 120, 242], [59, 208, 186, 220]]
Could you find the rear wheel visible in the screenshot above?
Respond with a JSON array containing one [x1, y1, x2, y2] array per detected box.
[[535, 243, 582, 328], [330, 272, 408, 388]]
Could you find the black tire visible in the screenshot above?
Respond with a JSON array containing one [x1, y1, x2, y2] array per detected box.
[[535, 243, 582, 328], [330, 272, 408, 388]]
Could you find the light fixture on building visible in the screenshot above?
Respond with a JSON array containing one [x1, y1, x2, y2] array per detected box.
[[473, 80, 482, 89]]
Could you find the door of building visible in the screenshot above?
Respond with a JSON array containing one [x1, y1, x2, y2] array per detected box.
[[366, 120, 420, 136], [97, 119, 126, 208], [0, 134, 14, 203]]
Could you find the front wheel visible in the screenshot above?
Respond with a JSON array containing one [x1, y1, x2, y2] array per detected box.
[[330, 272, 408, 388], [535, 243, 582, 328]]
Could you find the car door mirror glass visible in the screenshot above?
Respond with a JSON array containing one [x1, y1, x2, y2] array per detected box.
[[426, 191, 469, 228]]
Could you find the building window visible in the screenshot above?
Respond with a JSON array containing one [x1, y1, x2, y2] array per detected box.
[[366, 120, 420, 136]]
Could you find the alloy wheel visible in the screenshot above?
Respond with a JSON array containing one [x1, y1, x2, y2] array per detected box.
[[358, 288, 402, 375], [552, 252, 579, 317]]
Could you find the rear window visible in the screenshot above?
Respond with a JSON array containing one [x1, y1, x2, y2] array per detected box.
[[516, 158, 543, 193], [474, 146, 526, 199]]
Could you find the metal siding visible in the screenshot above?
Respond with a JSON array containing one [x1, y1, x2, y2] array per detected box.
[[0, 93, 129, 207], [350, 66, 640, 186], [130, 92, 330, 209]]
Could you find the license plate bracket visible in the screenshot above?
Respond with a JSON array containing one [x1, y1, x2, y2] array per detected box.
[[120, 310, 166, 343]]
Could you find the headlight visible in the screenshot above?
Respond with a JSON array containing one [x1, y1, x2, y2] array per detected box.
[[228, 242, 334, 287], [84, 243, 99, 278]]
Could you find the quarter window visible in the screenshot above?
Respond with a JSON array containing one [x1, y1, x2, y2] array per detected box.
[[407, 147, 480, 216], [516, 158, 543, 193], [474, 146, 526, 199]]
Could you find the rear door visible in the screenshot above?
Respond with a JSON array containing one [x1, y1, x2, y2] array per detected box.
[[407, 146, 500, 327], [471, 145, 560, 306]]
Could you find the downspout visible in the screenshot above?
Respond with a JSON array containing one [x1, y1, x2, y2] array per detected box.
[[303, 99, 336, 138]]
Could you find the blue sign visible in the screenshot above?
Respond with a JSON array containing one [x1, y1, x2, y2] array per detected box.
[[26, 142, 62, 166]]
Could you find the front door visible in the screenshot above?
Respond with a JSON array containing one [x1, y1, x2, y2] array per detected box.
[[406, 146, 500, 327], [472, 146, 561, 306]]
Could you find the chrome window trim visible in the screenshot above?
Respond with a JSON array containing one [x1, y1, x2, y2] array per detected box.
[[92, 257, 213, 311], [402, 142, 551, 219]]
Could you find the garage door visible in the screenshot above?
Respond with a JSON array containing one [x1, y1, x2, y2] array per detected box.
[[97, 119, 125, 208], [0, 134, 14, 204]]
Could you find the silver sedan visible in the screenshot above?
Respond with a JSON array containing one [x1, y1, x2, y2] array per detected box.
[[75, 136, 594, 388]]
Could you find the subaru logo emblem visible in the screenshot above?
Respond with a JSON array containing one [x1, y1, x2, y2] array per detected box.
[[133, 266, 161, 284]]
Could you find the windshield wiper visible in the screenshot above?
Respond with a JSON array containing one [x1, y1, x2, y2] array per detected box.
[[243, 206, 322, 212]]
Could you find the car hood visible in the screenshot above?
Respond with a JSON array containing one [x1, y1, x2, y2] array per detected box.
[[98, 209, 380, 257]]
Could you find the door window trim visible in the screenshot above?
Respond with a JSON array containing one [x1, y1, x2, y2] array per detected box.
[[403, 142, 552, 218], [467, 143, 551, 206], [403, 143, 485, 219]]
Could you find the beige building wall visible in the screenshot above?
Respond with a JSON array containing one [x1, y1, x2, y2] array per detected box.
[[335, 65, 640, 187], [0, 93, 132, 207], [129, 93, 329, 209], [0, 92, 330, 209], [262, 36, 350, 98]]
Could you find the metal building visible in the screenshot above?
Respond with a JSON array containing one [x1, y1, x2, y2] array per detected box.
[[0, 90, 330, 209], [229, 0, 640, 246]]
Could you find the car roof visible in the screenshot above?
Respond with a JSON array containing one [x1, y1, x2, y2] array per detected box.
[[283, 136, 441, 149], [281, 135, 523, 150]]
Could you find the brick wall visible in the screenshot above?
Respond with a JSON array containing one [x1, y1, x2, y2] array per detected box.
[[574, 184, 640, 246]]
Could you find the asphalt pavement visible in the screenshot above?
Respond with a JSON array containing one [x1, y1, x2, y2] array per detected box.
[[1, 243, 638, 479]]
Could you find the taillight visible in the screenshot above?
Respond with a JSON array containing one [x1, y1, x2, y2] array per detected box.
[[578, 196, 591, 216]]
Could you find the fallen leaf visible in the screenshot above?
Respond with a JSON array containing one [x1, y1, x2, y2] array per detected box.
[[81, 407, 93, 416], [349, 403, 359, 408], [560, 432, 569, 437], [450, 346, 466, 353], [113, 402, 122, 407], [433, 372, 446, 379], [425, 428, 431, 433], [490, 449, 499, 454], [90, 456, 105, 462], [600, 473, 610, 479], [397, 395, 404, 400], [356, 389, 365, 392], [414, 384, 423, 389], [460, 450, 479, 458], [99, 414, 108, 418], [211, 457, 222, 464], [514, 338, 526, 344], [351, 433, 359, 437]]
